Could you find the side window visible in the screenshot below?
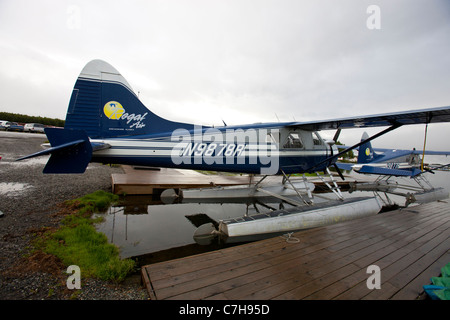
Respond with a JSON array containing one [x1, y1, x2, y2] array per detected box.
[[283, 132, 304, 149], [313, 132, 323, 146]]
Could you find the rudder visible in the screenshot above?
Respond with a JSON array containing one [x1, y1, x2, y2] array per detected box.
[[65, 60, 194, 138], [357, 132, 376, 163]]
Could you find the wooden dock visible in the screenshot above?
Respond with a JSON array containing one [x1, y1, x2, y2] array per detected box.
[[112, 167, 356, 196], [112, 166, 250, 195], [141, 200, 449, 300]]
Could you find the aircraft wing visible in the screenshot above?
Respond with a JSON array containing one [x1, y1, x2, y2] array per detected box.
[[288, 106, 450, 131], [373, 148, 450, 156], [370, 148, 450, 163]]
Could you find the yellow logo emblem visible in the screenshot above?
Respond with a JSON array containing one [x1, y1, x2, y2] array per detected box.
[[365, 148, 371, 156], [103, 101, 125, 120]]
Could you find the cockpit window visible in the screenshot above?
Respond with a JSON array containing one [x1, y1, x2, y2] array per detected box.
[[283, 132, 304, 149]]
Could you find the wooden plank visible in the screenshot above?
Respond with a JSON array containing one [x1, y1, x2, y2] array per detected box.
[[272, 263, 362, 300], [364, 232, 449, 300], [149, 205, 412, 292], [230, 232, 400, 299], [327, 219, 450, 300], [112, 166, 250, 194], [147, 237, 291, 283], [141, 201, 450, 300], [146, 208, 390, 282], [332, 216, 449, 299], [389, 245, 449, 299], [154, 230, 354, 299], [141, 266, 157, 300], [145, 209, 446, 298], [391, 249, 450, 300], [179, 238, 354, 300]]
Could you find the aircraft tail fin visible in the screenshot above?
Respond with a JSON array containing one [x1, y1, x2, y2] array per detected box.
[[357, 132, 379, 164], [65, 59, 194, 138]]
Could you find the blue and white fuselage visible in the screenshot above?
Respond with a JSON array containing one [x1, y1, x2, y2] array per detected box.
[[19, 60, 450, 175], [89, 125, 335, 175]]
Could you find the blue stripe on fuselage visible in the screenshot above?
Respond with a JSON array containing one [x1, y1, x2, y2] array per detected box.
[[91, 152, 330, 174]]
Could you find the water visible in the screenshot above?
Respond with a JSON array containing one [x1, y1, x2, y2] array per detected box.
[[96, 199, 255, 259], [0, 182, 33, 197], [96, 167, 450, 260]]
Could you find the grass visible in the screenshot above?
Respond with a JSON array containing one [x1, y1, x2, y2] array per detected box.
[[37, 190, 136, 282], [65, 190, 119, 215]]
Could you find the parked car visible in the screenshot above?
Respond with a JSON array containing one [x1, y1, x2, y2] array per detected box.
[[0, 120, 7, 131], [2, 121, 24, 132], [24, 123, 45, 133]]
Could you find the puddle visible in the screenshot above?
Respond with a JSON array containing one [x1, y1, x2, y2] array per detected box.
[[0, 182, 34, 197]]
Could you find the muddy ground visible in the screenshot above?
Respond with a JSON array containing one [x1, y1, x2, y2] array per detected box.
[[0, 131, 148, 299]]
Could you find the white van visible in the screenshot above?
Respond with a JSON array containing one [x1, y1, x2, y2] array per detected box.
[[24, 123, 45, 133]]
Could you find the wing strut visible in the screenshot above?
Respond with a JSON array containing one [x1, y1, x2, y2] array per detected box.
[[421, 123, 428, 172], [306, 122, 403, 173]]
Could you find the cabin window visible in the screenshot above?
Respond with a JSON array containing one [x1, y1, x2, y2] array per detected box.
[[313, 132, 323, 146], [283, 132, 304, 149]]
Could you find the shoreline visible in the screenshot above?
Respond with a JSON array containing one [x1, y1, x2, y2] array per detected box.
[[0, 131, 148, 300]]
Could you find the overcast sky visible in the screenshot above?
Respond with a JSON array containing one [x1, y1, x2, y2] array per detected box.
[[1, 0, 450, 150]]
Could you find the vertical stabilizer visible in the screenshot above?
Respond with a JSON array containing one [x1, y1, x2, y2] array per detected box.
[[357, 132, 377, 163], [65, 59, 194, 138]]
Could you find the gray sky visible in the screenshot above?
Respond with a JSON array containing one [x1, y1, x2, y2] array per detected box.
[[1, 0, 450, 150]]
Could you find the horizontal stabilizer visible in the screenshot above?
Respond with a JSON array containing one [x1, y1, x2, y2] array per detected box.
[[17, 128, 92, 173], [336, 162, 422, 177], [44, 128, 92, 173], [17, 139, 86, 161], [355, 165, 422, 177]]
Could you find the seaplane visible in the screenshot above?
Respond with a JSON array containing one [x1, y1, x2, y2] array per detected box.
[[335, 132, 450, 209], [337, 131, 450, 177], [18, 59, 450, 244]]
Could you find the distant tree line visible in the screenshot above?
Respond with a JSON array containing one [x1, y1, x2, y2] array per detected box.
[[0, 112, 65, 127], [336, 141, 355, 160]]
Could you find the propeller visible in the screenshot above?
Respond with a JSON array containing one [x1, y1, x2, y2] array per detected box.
[[327, 129, 345, 180], [306, 123, 403, 179]]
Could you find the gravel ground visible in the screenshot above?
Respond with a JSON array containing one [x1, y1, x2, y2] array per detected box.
[[0, 131, 148, 300]]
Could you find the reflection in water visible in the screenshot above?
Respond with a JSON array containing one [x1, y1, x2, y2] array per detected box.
[[96, 197, 258, 259], [95, 170, 450, 262]]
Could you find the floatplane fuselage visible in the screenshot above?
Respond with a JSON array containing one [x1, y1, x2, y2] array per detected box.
[[88, 125, 336, 176], [19, 59, 450, 180]]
